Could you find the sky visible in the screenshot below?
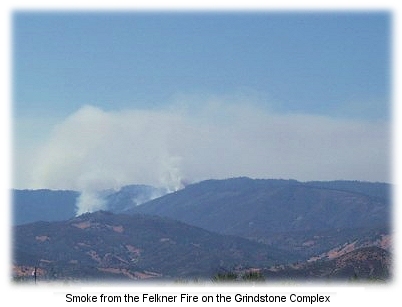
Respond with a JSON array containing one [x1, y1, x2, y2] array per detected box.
[[12, 11, 392, 191]]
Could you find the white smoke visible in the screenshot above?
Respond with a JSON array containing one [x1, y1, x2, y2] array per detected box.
[[22, 98, 390, 214], [159, 155, 185, 192], [75, 191, 107, 215]]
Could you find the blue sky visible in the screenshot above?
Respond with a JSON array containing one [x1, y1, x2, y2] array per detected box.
[[14, 12, 390, 118], [12, 11, 392, 189]]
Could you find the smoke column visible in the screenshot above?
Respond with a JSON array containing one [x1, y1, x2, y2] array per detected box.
[[24, 99, 390, 214]]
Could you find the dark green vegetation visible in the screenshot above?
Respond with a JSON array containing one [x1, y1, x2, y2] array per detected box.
[[128, 178, 390, 235], [104, 185, 168, 213], [128, 178, 391, 260], [210, 246, 391, 283], [213, 270, 266, 282], [13, 211, 288, 281], [262, 246, 391, 281], [12, 177, 392, 282]]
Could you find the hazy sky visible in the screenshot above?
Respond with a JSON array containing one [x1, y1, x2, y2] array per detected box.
[[12, 11, 392, 190]]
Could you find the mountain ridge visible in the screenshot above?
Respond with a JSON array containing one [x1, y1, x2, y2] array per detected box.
[[13, 177, 391, 226], [12, 177, 392, 282], [13, 210, 290, 281], [127, 177, 390, 235]]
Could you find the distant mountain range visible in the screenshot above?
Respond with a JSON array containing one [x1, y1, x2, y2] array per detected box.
[[12, 184, 166, 225], [127, 178, 391, 233], [12, 177, 392, 282], [127, 177, 391, 259]]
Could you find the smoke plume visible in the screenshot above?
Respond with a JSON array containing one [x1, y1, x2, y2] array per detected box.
[[23, 98, 390, 214]]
